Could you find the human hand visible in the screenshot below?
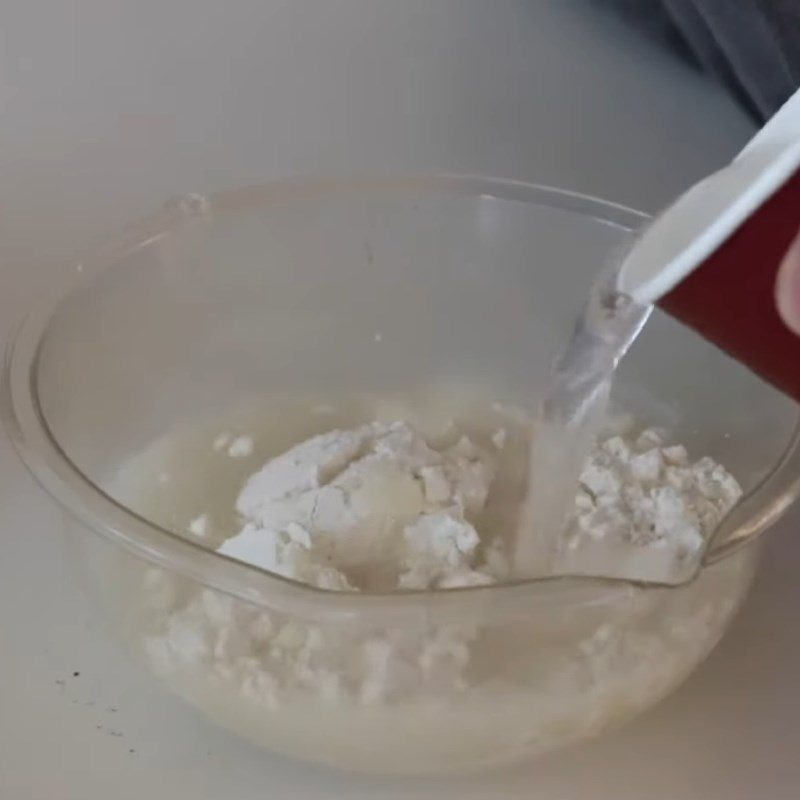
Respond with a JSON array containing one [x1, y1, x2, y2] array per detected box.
[[776, 229, 800, 336]]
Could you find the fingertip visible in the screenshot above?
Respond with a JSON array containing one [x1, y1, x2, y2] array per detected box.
[[776, 231, 800, 336]]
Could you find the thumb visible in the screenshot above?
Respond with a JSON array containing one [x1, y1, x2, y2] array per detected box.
[[776, 229, 800, 336]]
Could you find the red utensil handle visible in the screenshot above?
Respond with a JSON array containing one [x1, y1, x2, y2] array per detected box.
[[659, 168, 800, 403]]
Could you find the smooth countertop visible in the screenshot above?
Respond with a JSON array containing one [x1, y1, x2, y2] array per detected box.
[[2, 2, 798, 798]]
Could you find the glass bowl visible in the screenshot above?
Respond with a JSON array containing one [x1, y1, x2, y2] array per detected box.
[[3, 176, 800, 775]]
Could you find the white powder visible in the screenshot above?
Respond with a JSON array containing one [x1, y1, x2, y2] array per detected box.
[[214, 432, 254, 457], [221, 420, 501, 591], [188, 513, 210, 539], [141, 414, 744, 731], [491, 428, 507, 450], [212, 433, 231, 452], [227, 435, 254, 458], [557, 428, 742, 582]]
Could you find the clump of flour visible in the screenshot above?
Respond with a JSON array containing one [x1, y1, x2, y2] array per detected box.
[[573, 429, 741, 553], [220, 420, 503, 592], [557, 427, 743, 582]]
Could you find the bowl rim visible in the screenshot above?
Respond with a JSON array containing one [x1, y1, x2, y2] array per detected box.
[[2, 174, 795, 624]]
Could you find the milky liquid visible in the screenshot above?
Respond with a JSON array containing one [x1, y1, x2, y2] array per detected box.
[[515, 273, 652, 577]]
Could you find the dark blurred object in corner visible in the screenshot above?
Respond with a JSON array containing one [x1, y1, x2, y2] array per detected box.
[[605, 0, 800, 122]]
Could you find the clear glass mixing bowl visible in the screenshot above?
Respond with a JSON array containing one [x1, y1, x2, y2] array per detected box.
[[4, 177, 800, 775]]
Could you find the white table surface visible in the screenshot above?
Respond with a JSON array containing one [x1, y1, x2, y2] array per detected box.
[[2, 2, 799, 798]]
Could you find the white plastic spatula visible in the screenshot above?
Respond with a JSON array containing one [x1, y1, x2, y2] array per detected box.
[[618, 86, 800, 406], [617, 86, 800, 308]]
